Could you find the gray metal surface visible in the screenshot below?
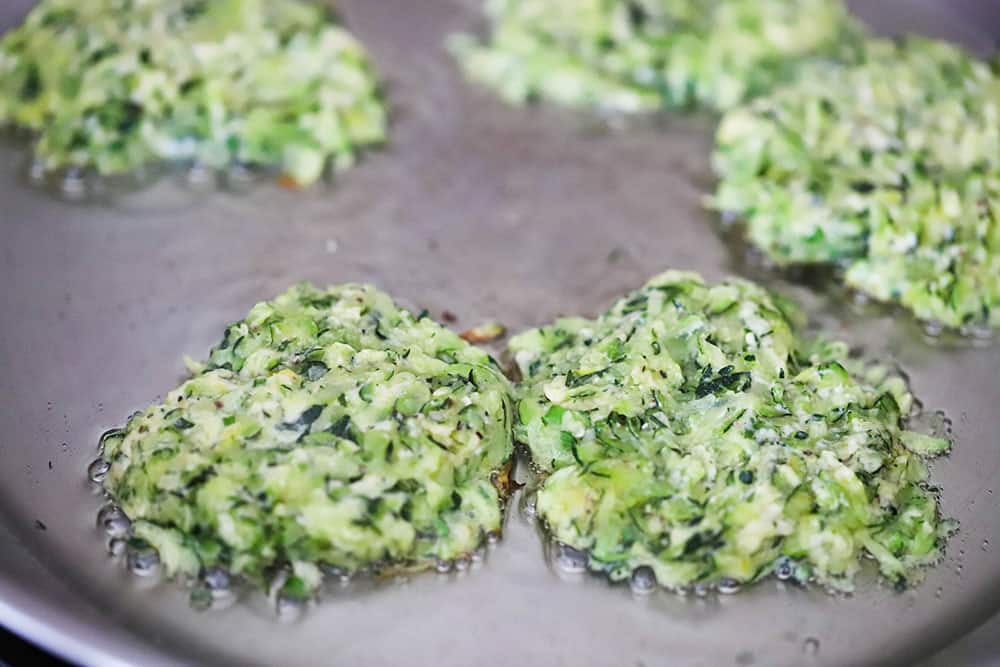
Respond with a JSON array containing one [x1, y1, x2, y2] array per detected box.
[[0, 1, 998, 666]]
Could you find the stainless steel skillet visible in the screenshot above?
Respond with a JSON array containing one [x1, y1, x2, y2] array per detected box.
[[0, 1, 998, 665]]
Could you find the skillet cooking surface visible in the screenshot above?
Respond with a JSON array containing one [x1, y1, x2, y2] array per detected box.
[[0, 1, 999, 665]]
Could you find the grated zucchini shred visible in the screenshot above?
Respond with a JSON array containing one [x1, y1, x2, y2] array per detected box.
[[98, 283, 514, 598], [450, 0, 863, 113], [511, 271, 951, 592], [0, 0, 386, 186], [713, 38, 1000, 330]]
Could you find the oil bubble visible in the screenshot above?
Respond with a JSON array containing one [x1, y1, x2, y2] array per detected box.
[[717, 578, 742, 595], [203, 567, 231, 592], [802, 637, 820, 656], [629, 566, 657, 595], [960, 321, 994, 341], [126, 543, 160, 577], [922, 321, 944, 339], [96, 504, 120, 527], [775, 557, 794, 581], [553, 543, 588, 575], [88, 458, 111, 483], [104, 515, 131, 539], [97, 505, 131, 538], [108, 538, 127, 557]]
